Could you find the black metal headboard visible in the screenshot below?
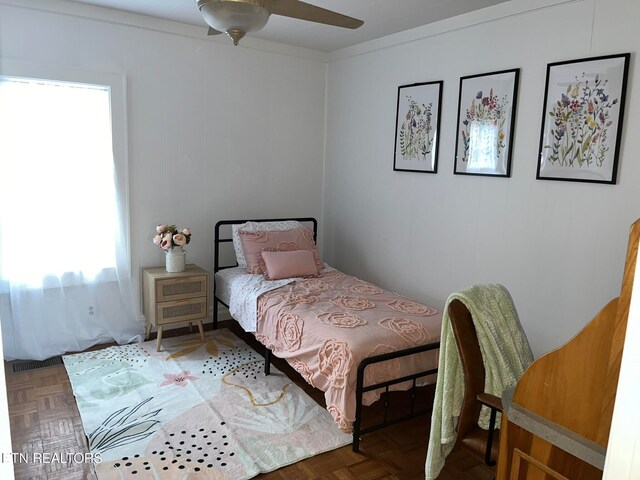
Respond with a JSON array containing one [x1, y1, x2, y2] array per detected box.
[[214, 217, 318, 273]]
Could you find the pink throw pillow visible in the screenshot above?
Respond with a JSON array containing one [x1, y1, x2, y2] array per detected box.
[[260, 250, 319, 280], [238, 227, 323, 274]]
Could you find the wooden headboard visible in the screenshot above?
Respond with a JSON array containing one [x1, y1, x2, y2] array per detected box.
[[213, 217, 318, 273]]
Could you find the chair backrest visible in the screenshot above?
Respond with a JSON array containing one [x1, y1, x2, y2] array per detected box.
[[448, 298, 487, 443]]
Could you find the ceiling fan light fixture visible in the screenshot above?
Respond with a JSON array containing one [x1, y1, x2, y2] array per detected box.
[[197, 0, 270, 45]]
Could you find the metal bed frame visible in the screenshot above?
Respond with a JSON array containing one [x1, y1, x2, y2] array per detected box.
[[213, 217, 440, 452]]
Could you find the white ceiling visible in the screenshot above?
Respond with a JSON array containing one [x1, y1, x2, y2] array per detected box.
[[67, 0, 512, 52]]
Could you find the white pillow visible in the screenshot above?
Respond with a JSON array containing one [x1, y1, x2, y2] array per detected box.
[[231, 220, 304, 267]]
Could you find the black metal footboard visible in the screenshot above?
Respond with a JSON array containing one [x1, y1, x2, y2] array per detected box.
[[352, 341, 440, 452], [262, 340, 440, 452]]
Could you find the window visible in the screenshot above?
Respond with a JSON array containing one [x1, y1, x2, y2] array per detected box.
[[0, 73, 125, 287], [0, 65, 140, 361]]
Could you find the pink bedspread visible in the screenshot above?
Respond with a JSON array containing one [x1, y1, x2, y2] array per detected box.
[[255, 269, 442, 432]]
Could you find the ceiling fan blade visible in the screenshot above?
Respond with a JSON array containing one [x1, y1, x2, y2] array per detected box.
[[207, 27, 223, 36], [270, 0, 364, 29]]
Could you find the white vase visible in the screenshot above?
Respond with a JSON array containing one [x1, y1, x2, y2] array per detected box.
[[166, 247, 186, 272]]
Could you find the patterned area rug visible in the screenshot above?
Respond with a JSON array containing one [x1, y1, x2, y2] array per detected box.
[[63, 329, 351, 479]]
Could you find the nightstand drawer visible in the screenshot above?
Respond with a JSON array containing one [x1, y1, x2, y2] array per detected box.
[[156, 275, 207, 302], [156, 297, 207, 325]]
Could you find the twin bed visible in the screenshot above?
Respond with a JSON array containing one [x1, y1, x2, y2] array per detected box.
[[213, 217, 442, 451]]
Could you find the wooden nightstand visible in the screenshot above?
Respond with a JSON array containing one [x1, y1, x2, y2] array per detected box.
[[142, 264, 209, 351]]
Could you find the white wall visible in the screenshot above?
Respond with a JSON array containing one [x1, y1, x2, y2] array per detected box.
[[0, 0, 327, 320], [323, 0, 640, 356]]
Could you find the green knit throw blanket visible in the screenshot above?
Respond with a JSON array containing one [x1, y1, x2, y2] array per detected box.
[[425, 284, 533, 480]]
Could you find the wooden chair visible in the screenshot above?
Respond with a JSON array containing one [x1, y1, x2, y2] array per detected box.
[[448, 298, 503, 466]]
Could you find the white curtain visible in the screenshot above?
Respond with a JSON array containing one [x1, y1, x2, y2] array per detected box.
[[0, 75, 143, 360]]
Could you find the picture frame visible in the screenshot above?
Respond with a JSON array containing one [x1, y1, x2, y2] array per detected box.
[[537, 53, 630, 184], [393, 80, 443, 173], [454, 68, 520, 177]]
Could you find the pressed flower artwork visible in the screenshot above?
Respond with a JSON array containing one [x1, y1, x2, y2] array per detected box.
[[393, 80, 442, 173], [537, 54, 629, 184], [454, 69, 519, 177]]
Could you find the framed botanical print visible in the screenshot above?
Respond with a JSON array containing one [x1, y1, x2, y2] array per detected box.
[[537, 53, 630, 184], [454, 68, 520, 177], [393, 80, 443, 173]]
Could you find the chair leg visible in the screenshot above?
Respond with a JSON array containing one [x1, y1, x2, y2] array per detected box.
[[485, 408, 498, 466]]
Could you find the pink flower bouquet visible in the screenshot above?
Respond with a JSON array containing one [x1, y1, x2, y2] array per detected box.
[[153, 224, 192, 251]]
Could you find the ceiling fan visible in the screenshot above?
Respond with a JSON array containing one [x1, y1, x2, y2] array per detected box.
[[197, 0, 364, 46]]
